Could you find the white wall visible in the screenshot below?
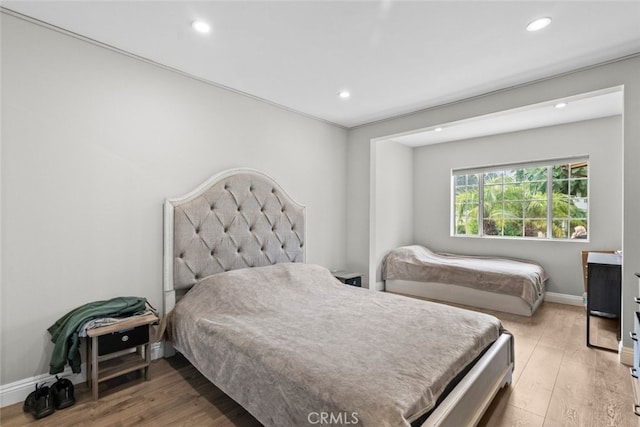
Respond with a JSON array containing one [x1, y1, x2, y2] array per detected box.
[[1, 14, 348, 385], [347, 55, 640, 351], [413, 116, 622, 296], [371, 140, 413, 289]]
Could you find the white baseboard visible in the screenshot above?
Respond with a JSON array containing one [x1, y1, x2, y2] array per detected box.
[[0, 342, 164, 408], [150, 341, 164, 360], [544, 291, 584, 306], [0, 364, 87, 409], [620, 343, 634, 366]]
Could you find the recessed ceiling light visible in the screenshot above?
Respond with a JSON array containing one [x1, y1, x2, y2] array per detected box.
[[338, 90, 351, 99], [192, 20, 211, 34], [555, 102, 568, 109], [526, 17, 551, 32]]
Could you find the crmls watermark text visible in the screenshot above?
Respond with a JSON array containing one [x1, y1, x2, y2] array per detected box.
[[307, 411, 359, 425]]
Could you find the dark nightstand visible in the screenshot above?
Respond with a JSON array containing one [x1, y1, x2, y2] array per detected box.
[[332, 271, 363, 287], [586, 252, 621, 352], [86, 313, 158, 399]]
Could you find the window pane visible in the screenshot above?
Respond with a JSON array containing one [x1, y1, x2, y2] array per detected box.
[[570, 200, 588, 219], [454, 202, 478, 236], [523, 181, 546, 197], [503, 220, 523, 237], [484, 185, 503, 202], [483, 202, 502, 219], [552, 179, 569, 195], [570, 163, 588, 178], [456, 217, 479, 235], [570, 178, 588, 197], [453, 173, 480, 236], [452, 158, 587, 240], [523, 166, 548, 181], [483, 219, 499, 235], [503, 169, 517, 181], [552, 219, 570, 238], [455, 173, 480, 187], [525, 220, 547, 237], [455, 185, 470, 198], [456, 203, 478, 219], [552, 197, 571, 216], [553, 164, 569, 180], [484, 171, 503, 184], [504, 183, 523, 199], [525, 200, 547, 217], [504, 201, 523, 218], [570, 220, 588, 239], [455, 203, 473, 219]]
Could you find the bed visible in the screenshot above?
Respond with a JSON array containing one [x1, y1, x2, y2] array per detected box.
[[383, 245, 548, 317], [163, 168, 514, 427]]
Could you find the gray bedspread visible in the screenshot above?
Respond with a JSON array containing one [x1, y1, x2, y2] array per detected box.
[[382, 245, 548, 308], [168, 262, 503, 427]]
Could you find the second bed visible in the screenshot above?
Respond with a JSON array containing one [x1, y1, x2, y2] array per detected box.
[[383, 245, 548, 316]]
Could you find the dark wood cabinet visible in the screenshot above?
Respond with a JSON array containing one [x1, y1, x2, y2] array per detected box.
[[586, 252, 622, 351]]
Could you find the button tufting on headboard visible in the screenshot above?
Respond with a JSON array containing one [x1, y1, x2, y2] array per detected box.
[[166, 169, 305, 292]]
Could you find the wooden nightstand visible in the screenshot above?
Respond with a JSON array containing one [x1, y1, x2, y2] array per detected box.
[[332, 271, 363, 287], [86, 313, 158, 400]]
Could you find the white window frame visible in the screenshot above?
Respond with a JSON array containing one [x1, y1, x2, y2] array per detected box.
[[451, 156, 589, 241]]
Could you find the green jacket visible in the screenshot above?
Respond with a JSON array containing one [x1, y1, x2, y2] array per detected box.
[[47, 296, 147, 374]]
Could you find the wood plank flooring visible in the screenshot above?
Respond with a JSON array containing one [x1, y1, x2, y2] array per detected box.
[[478, 302, 638, 427], [1, 302, 638, 426]]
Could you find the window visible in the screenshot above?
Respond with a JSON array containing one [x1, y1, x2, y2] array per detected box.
[[453, 157, 588, 240]]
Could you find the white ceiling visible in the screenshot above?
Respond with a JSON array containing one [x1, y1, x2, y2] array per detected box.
[[2, 1, 639, 132]]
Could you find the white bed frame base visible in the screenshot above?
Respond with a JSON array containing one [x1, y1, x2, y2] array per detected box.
[[386, 279, 545, 317], [422, 333, 513, 426]]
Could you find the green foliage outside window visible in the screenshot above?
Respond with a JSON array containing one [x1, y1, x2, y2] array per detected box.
[[453, 161, 588, 239]]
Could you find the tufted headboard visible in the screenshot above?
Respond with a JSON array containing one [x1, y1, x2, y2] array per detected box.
[[163, 168, 305, 314]]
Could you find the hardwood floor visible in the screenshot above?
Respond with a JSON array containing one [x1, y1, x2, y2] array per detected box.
[[478, 302, 638, 427], [1, 302, 638, 426]]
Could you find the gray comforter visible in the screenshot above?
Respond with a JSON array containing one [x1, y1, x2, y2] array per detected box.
[[382, 245, 548, 308], [168, 263, 503, 427]]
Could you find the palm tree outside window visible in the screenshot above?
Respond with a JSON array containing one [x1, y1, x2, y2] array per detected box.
[[452, 157, 588, 240]]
